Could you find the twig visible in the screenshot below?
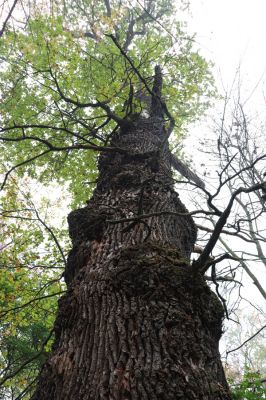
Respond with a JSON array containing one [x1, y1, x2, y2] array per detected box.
[[107, 34, 176, 135], [1, 150, 51, 191], [0, 0, 19, 36], [196, 224, 259, 243], [193, 181, 266, 273], [107, 208, 217, 225], [227, 324, 266, 354], [0, 291, 65, 318], [0, 329, 54, 387], [49, 68, 131, 128], [204, 275, 242, 285]]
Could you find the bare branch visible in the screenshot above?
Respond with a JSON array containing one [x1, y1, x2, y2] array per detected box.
[[0, 0, 19, 37], [193, 181, 266, 273], [204, 275, 242, 285], [226, 324, 266, 354], [107, 208, 218, 225], [104, 0, 111, 17], [196, 224, 260, 243], [219, 236, 266, 300], [205, 253, 239, 267]]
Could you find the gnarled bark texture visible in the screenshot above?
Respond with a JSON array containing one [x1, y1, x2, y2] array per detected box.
[[32, 115, 231, 399]]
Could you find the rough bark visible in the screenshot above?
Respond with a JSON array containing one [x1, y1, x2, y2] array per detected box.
[[31, 115, 231, 399]]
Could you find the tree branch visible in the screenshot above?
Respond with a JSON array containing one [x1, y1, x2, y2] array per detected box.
[[104, 0, 111, 17], [107, 208, 218, 225], [226, 324, 266, 354], [0, 129, 125, 152], [218, 236, 266, 300], [0, 291, 65, 318], [0, 0, 19, 37], [193, 181, 266, 273], [196, 224, 259, 243], [50, 68, 132, 128], [0, 329, 54, 387], [1, 149, 51, 191], [204, 275, 242, 285]]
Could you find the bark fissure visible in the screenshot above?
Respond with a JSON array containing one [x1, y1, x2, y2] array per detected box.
[[32, 114, 231, 399]]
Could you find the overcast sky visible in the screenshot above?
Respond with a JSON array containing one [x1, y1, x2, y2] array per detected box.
[[188, 0, 266, 104]]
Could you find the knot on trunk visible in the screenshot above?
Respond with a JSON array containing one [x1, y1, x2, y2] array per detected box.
[[68, 207, 107, 245]]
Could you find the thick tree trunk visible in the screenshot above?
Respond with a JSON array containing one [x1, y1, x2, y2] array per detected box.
[[32, 116, 231, 399]]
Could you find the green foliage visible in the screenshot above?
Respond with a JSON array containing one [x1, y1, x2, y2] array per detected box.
[[0, 0, 215, 207], [0, 177, 66, 398], [231, 370, 266, 399]]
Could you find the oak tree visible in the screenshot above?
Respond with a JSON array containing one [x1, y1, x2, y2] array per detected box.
[[2, 1, 264, 399]]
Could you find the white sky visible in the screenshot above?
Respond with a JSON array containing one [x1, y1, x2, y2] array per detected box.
[[189, 0, 266, 88], [189, 0, 266, 98]]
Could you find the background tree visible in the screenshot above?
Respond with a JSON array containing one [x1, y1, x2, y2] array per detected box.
[[224, 309, 266, 380], [184, 87, 266, 396], [186, 91, 266, 319], [195, 95, 266, 303]]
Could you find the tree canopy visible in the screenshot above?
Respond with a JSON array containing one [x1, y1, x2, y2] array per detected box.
[[0, 0, 214, 206]]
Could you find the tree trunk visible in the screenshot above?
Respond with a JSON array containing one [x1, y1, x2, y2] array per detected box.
[[31, 115, 231, 399]]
